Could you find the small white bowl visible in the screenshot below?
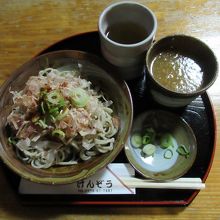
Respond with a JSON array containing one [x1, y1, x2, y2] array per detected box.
[[125, 110, 197, 181]]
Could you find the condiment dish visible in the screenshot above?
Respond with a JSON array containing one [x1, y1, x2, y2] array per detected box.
[[146, 35, 218, 107], [125, 110, 197, 181]]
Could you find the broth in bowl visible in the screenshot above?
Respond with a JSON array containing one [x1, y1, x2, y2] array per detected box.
[[151, 50, 204, 93]]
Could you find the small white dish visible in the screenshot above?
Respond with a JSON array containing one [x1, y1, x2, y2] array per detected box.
[[125, 110, 197, 181]]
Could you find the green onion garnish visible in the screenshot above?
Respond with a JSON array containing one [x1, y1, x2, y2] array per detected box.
[[40, 101, 46, 114], [142, 135, 151, 145], [164, 149, 173, 159], [131, 133, 142, 148], [39, 89, 68, 123], [56, 99, 66, 108], [52, 129, 65, 139], [142, 144, 156, 157], [176, 145, 190, 158], [142, 128, 155, 145], [57, 108, 69, 120], [160, 133, 174, 149], [71, 88, 89, 108], [49, 107, 59, 115], [46, 90, 64, 106], [49, 115, 56, 123], [8, 137, 17, 145], [35, 119, 48, 129]]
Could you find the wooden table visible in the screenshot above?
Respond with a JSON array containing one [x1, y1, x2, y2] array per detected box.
[[0, 0, 219, 219]]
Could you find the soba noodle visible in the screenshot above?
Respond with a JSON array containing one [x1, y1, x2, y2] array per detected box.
[[7, 67, 119, 169]]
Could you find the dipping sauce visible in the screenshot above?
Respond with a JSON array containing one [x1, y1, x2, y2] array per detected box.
[[151, 51, 204, 93]]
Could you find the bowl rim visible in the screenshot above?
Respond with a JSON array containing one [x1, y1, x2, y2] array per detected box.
[[146, 34, 219, 98], [98, 1, 157, 48], [0, 50, 133, 184], [124, 109, 197, 181]]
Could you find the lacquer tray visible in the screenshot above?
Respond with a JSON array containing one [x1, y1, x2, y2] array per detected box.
[[2, 31, 216, 206]]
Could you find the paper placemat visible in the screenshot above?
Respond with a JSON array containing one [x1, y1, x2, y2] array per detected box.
[[19, 163, 136, 195]]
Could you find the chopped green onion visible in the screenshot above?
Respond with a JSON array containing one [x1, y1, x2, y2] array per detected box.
[[46, 90, 64, 105], [142, 128, 156, 145], [40, 90, 67, 119], [52, 129, 65, 139], [56, 99, 66, 108], [35, 119, 48, 129], [164, 149, 173, 159], [49, 107, 59, 114], [131, 133, 142, 148], [142, 135, 151, 145], [49, 115, 56, 123], [45, 101, 51, 112], [8, 137, 16, 145], [160, 133, 174, 149], [71, 88, 89, 108], [176, 145, 190, 158], [57, 108, 69, 120], [142, 144, 156, 157], [40, 102, 46, 114]]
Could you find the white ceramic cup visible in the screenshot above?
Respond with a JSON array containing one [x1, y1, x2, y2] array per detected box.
[[98, 1, 157, 80]]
